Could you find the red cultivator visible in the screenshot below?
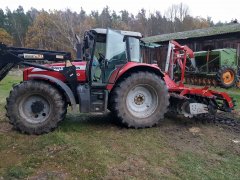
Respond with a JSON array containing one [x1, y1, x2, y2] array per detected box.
[[163, 41, 234, 118]]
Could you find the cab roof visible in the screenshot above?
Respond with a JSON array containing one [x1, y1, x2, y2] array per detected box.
[[90, 28, 142, 38]]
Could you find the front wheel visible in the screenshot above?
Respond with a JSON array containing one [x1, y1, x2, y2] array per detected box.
[[6, 81, 67, 134], [112, 72, 169, 128]]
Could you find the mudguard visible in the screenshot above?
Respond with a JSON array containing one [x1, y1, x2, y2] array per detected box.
[[107, 62, 164, 91], [28, 74, 77, 112]]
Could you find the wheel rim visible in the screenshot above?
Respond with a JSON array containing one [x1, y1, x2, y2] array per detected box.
[[19, 94, 51, 124], [222, 70, 234, 85], [126, 84, 158, 119]]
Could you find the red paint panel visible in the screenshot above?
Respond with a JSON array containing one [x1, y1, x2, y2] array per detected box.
[[24, 61, 87, 82], [114, 62, 161, 81]]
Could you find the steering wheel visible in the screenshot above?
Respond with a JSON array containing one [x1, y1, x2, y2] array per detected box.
[[98, 53, 105, 63]]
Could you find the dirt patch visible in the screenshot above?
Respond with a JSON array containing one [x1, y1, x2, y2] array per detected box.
[[161, 123, 206, 154], [160, 118, 240, 157], [28, 161, 69, 180], [105, 155, 175, 179], [104, 156, 148, 179], [189, 127, 201, 134], [202, 126, 240, 155], [43, 144, 69, 158], [0, 121, 12, 133], [28, 171, 68, 180]]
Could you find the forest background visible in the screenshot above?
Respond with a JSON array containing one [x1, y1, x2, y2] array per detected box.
[[0, 3, 237, 54]]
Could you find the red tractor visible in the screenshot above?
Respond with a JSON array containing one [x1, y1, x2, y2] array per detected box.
[[0, 28, 234, 134]]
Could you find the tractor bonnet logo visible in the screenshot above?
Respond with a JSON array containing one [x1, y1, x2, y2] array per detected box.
[[32, 65, 86, 72], [23, 53, 44, 59]]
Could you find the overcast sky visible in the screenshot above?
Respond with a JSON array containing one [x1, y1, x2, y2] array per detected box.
[[0, 0, 239, 23]]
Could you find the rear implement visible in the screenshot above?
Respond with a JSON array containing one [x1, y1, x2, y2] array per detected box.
[[163, 41, 234, 118]]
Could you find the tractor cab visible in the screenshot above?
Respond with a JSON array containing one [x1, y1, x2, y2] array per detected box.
[[74, 29, 146, 114], [81, 28, 142, 85]]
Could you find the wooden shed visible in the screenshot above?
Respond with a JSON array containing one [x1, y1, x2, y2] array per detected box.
[[141, 23, 240, 68]]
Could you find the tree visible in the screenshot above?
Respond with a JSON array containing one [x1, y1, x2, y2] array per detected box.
[[147, 11, 169, 35], [49, 9, 96, 52], [25, 11, 55, 49], [165, 3, 190, 32], [26, 8, 39, 23], [134, 9, 148, 36], [25, 9, 96, 55], [23, 4, 217, 54], [0, 28, 13, 45], [111, 10, 128, 30], [98, 6, 112, 28], [181, 16, 210, 31], [5, 6, 31, 46], [120, 10, 130, 24], [0, 9, 5, 28]]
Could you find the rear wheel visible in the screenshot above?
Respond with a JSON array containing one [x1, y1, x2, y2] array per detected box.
[[112, 72, 169, 128], [6, 80, 67, 134], [217, 66, 237, 88]]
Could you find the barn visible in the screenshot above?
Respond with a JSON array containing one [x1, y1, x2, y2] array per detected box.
[[141, 23, 240, 67]]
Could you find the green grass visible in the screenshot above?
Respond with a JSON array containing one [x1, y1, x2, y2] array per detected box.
[[0, 75, 21, 103], [0, 74, 240, 179], [176, 152, 240, 180], [209, 87, 240, 109]]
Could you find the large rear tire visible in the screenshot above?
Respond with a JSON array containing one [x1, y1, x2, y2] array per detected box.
[[6, 80, 67, 134], [112, 72, 169, 128]]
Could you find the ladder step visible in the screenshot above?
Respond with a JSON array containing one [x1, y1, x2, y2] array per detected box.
[[91, 101, 104, 105]]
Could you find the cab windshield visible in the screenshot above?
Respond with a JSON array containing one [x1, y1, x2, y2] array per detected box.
[[94, 42, 106, 60], [92, 34, 106, 60]]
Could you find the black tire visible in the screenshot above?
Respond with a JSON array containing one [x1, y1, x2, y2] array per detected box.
[[217, 66, 237, 88], [112, 72, 169, 128], [6, 80, 67, 134], [236, 77, 240, 88]]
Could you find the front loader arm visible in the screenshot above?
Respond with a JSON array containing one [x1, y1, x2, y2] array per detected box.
[[0, 43, 72, 81]]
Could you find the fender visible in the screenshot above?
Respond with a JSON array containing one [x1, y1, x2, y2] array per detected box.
[[28, 74, 77, 112], [116, 62, 164, 81], [107, 62, 164, 91]]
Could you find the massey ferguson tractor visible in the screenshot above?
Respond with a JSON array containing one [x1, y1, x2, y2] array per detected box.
[[0, 28, 234, 134]]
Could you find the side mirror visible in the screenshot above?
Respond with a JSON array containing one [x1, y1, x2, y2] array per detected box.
[[74, 34, 82, 61], [84, 53, 91, 61], [84, 35, 90, 49], [76, 43, 82, 60]]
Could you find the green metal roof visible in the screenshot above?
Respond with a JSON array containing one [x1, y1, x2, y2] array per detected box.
[[142, 24, 240, 43], [140, 42, 161, 48]]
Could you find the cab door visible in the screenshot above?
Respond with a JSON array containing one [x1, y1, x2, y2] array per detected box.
[[103, 29, 127, 83]]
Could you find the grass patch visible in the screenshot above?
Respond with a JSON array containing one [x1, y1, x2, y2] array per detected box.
[[2, 155, 43, 179], [176, 152, 240, 180], [0, 75, 21, 103], [4, 165, 33, 179], [208, 86, 240, 110], [176, 152, 209, 179]]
